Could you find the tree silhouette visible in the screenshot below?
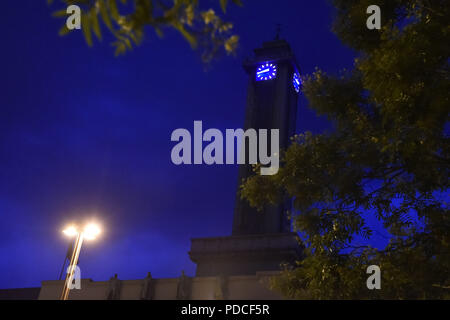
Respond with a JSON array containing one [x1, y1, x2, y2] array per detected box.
[[48, 0, 241, 62], [241, 0, 449, 299]]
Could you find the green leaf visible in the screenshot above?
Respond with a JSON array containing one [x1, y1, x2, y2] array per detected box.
[[52, 9, 67, 18], [220, 0, 228, 13], [154, 27, 163, 38], [90, 8, 102, 41], [173, 22, 197, 48], [99, 0, 114, 32], [108, 0, 120, 21], [81, 13, 93, 46], [113, 40, 126, 56], [58, 24, 71, 36]]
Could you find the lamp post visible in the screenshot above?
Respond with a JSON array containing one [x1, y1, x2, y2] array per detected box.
[[60, 223, 101, 300]]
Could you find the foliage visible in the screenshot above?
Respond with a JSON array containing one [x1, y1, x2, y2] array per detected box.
[[48, 0, 241, 62], [241, 0, 449, 299]]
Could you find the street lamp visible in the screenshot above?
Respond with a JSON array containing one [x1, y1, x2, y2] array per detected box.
[[60, 223, 101, 300]]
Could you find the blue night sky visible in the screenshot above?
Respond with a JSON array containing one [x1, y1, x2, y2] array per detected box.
[[0, 1, 358, 288]]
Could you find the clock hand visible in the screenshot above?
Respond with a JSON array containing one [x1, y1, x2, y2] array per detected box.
[[257, 68, 270, 75]]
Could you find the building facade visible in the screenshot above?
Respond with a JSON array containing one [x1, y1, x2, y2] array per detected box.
[[38, 272, 282, 300]]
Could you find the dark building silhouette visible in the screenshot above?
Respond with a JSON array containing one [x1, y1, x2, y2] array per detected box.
[[0, 287, 41, 300]]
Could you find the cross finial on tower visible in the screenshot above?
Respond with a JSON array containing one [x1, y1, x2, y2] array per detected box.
[[275, 23, 282, 40]]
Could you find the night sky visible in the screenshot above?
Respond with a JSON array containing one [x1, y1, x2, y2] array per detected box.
[[0, 1, 357, 288]]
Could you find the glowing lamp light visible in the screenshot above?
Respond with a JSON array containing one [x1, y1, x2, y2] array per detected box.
[[62, 226, 78, 237], [83, 223, 101, 240], [60, 221, 102, 300], [62, 223, 101, 240]]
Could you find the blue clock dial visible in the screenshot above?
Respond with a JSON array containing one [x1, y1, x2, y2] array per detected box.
[[293, 72, 302, 93], [256, 63, 277, 81]]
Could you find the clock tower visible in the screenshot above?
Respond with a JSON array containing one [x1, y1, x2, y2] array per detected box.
[[233, 38, 300, 235], [189, 39, 303, 276]]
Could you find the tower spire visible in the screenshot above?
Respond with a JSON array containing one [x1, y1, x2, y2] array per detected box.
[[275, 23, 282, 40]]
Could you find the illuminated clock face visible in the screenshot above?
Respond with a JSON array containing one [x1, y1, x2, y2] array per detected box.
[[256, 63, 277, 81], [293, 72, 302, 93]]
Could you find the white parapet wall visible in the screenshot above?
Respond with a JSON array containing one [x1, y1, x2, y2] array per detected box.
[[38, 271, 283, 300]]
